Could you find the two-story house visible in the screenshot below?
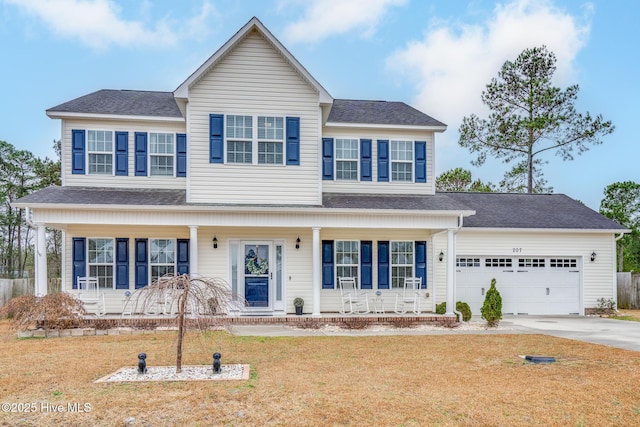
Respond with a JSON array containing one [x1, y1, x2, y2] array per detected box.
[[16, 17, 625, 317]]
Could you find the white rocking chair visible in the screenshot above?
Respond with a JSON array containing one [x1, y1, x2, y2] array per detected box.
[[338, 277, 370, 315], [76, 277, 106, 316], [394, 277, 422, 314]]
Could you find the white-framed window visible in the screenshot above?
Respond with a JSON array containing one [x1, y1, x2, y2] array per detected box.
[[336, 241, 359, 286], [519, 258, 546, 268], [227, 115, 253, 164], [88, 238, 114, 289], [87, 130, 113, 175], [550, 258, 577, 268], [258, 116, 284, 164], [457, 258, 481, 268], [335, 138, 358, 180], [150, 239, 175, 282], [391, 140, 413, 182], [485, 258, 513, 268], [149, 133, 175, 176], [391, 241, 413, 288]]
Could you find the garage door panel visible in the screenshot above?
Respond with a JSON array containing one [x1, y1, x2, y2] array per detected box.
[[456, 257, 580, 315]]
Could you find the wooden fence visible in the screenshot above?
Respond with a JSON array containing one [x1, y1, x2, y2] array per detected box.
[[617, 272, 640, 309], [0, 279, 62, 308]]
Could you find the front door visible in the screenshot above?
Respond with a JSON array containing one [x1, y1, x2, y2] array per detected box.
[[242, 242, 271, 309]]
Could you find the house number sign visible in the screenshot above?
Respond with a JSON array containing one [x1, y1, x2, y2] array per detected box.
[[512, 248, 523, 253]]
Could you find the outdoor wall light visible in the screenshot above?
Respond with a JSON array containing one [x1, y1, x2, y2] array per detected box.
[[213, 236, 218, 249], [439, 251, 444, 262], [296, 236, 301, 250], [591, 251, 597, 262]]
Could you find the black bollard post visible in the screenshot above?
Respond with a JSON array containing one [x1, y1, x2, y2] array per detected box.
[[212, 352, 222, 374]]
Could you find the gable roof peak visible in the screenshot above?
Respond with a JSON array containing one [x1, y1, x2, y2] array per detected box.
[[174, 16, 333, 104]]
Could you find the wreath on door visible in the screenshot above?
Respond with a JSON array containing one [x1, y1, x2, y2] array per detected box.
[[245, 248, 269, 275]]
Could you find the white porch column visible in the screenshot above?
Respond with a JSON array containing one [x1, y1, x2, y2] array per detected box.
[[445, 228, 455, 316], [312, 227, 321, 316], [189, 226, 199, 277], [35, 223, 47, 296]]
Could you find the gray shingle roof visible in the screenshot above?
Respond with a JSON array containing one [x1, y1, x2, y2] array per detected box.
[[47, 90, 183, 118], [327, 99, 446, 127], [443, 192, 625, 230], [16, 187, 624, 231]]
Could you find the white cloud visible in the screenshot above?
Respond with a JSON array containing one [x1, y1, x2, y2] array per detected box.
[[283, 0, 407, 44], [5, 0, 215, 50], [386, 0, 592, 135]]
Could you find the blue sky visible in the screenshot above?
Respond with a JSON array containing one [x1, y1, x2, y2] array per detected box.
[[1, 0, 637, 210]]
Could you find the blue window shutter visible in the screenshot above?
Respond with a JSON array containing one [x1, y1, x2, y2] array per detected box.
[[176, 133, 187, 177], [415, 241, 427, 289], [378, 241, 389, 289], [322, 138, 334, 180], [115, 238, 129, 289], [209, 114, 224, 163], [71, 130, 85, 174], [360, 139, 372, 181], [72, 237, 86, 289], [415, 141, 427, 183], [177, 239, 190, 275], [322, 240, 334, 289], [115, 131, 128, 176], [135, 238, 148, 289], [377, 140, 389, 182], [361, 241, 373, 289], [286, 116, 300, 165], [134, 132, 147, 176]]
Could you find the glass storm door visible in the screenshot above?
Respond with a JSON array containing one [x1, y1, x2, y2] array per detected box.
[[243, 243, 271, 308]]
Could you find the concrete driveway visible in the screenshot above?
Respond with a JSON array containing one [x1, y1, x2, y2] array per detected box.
[[502, 315, 640, 352]]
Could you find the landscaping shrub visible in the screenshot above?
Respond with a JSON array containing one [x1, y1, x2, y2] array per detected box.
[[0, 293, 87, 331], [481, 278, 502, 327], [435, 301, 472, 322]]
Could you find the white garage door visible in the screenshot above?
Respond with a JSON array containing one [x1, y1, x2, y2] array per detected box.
[[456, 257, 581, 315]]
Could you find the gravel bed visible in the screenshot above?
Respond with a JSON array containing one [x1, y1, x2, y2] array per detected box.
[[96, 364, 249, 383], [307, 321, 513, 333]]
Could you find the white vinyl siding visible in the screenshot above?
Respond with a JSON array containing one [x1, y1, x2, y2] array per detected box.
[[87, 130, 113, 175], [62, 119, 186, 189], [335, 138, 358, 181], [187, 31, 320, 205], [149, 133, 175, 176]]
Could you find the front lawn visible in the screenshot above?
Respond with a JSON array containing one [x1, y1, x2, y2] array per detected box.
[[1, 320, 639, 426]]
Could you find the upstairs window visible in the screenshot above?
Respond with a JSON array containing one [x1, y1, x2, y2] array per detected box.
[[149, 133, 174, 176], [391, 140, 413, 181], [150, 239, 175, 282], [258, 116, 284, 164], [335, 138, 358, 180], [88, 238, 114, 289], [87, 130, 113, 175], [227, 115, 253, 164]]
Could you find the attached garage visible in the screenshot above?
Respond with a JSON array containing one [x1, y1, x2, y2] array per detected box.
[[456, 256, 581, 315], [434, 193, 628, 315]]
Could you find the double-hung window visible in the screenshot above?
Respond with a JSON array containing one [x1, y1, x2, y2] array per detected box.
[[258, 116, 284, 164], [336, 241, 359, 285], [227, 115, 253, 164], [88, 238, 114, 289], [87, 130, 113, 174], [391, 241, 413, 288], [391, 140, 413, 181], [335, 138, 358, 180], [149, 133, 175, 176], [150, 239, 175, 282]]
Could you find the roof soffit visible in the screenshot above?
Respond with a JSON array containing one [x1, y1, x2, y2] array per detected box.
[[174, 17, 333, 104]]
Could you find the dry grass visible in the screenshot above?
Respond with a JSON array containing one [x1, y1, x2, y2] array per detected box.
[[615, 309, 640, 322], [1, 320, 640, 426]]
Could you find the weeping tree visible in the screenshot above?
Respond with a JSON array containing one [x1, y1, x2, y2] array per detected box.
[[126, 274, 245, 373], [459, 46, 614, 193]]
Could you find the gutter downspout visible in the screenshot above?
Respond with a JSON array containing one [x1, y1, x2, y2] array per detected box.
[[451, 214, 466, 323]]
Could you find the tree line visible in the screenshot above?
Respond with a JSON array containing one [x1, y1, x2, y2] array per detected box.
[[0, 140, 61, 278]]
